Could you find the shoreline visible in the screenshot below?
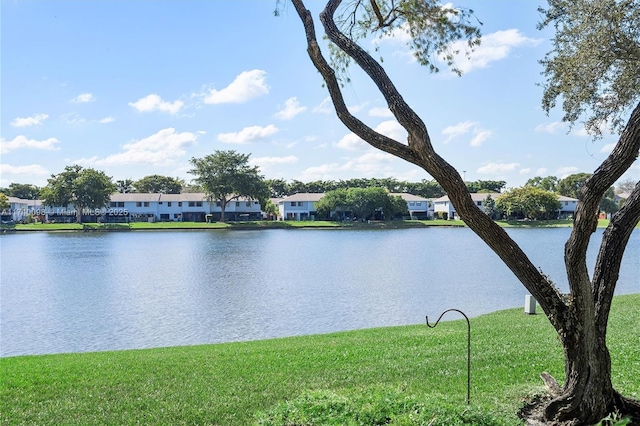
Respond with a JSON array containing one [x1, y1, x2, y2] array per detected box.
[[0, 218, 601, 233]]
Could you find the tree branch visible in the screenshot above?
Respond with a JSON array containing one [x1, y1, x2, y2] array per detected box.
[[291, 0, 568, 327]]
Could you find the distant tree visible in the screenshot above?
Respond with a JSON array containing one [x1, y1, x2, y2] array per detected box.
[[266, 178, 291, 198], [134, 175, 183, 194], [482, 194, 498, 219], [525, 176, 559, 192], [41, 165, 116, 223], [6, 183, 40, 199], [288, 179, 308, 194], [315, 188, 348, 219], [262, 199, 279, 220], [599, 197, 619, 216], [496, 187, 562, 220], [0, 193, 9, 210], [115, 179, 135, 194], [616, 178, 637, 194], [556, 173, 592, 198], [466, 180, 506, 193], [188, 150, 269, 222], [315, 187, 406, 220]]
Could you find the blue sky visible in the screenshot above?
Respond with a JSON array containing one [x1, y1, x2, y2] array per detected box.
[[2, 0, 637, 190]]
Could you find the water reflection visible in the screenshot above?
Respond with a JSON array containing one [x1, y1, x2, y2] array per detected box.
[[1, 228, 638, 356]]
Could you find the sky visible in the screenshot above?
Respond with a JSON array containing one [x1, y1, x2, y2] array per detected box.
[[2, 0, 638, 190]]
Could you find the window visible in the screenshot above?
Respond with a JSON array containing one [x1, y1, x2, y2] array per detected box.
[[416, 202, 422, 206], [143, 202, 150, 207], [178, 202, 182, 207], [297, 202, 303, 206], [188, 201, 195, 207], [246, 202, 251, 207], [136, 202, 142, 207], [159, 202, 163, 205], [174, 213, 180, 219], [216, 201, 221, 207], [110, 202, 117, 207], [236, 201, 240, 207], [409, 202, 415, 206], [291, 202, 296, 207], [196, 201, 202, 207], [477, 201, 482, 206], [167, 202, 172, 207]]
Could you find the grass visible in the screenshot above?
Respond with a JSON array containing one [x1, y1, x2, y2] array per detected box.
[[5, 219, 627, 233], [1, 294, 638, 425]]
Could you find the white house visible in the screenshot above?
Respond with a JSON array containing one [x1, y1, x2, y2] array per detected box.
[[434, 193, 579, 219], [433, 193, 501, 220], [391, 193, 433, 219], [278, 193, 325, 221]]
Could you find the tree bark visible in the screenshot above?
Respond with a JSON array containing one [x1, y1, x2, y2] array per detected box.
[[290, 1, 640, 423]]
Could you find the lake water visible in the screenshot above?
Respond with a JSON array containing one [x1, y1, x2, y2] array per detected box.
[[1, 227, 638, 357]]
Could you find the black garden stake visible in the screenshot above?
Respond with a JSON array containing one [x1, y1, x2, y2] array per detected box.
[[426, 308, 471, 404]]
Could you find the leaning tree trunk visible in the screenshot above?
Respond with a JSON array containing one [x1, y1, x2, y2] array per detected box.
[[291, 1, 640, 424]]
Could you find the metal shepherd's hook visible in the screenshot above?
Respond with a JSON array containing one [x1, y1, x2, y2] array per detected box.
[[426, 308, 471, 404]]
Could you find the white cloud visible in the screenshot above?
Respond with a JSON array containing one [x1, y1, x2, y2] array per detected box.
[[204, 69, 269, 104], [535, 121, 566, 134], [300, 150, 396, 181], [1, 135, 60, 154], [217, 124, 279, 144], [369, 107, 393, 118], [442, 121, 476, 143], [11, 113, 49, 127], [470, 129, 493, 147], [445, 29, 542, 74], [348, 102, 368, 114], [536, 168, 548, 175], [72, 93, 95, 103], [0, 163, 49, 176], [60, 113, 86, 125], [520, 168, 531, 175], [477, 162, 520, 175], [99, 116, 115, 124], [129, 94, 184, 114], [274, 97, 306, 120], [442, 121, 491, 146], [313, 97, 333, 114], [336, 120, 406, 151], [76, 128, 196, 166], [556, 166, 580, 177], [251, 155, 298, 167]]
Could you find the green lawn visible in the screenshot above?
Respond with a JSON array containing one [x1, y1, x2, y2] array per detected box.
[[4, 218, 625, 233], [2, 294, 638, 425]]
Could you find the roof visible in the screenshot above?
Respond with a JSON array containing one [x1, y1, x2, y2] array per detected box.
[[389, 192, 430, 202], [433, 193, 501, 203], [281, 193, 326, 202]]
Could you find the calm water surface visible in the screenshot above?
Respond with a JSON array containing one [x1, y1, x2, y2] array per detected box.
[[1, 228, 638, 357]]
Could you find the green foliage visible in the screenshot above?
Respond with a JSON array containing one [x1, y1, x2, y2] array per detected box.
[[327, 0, 482, 77], [496, 187, 562, 220], [525, 176, 559, 192], [599, 197, 619, 215], [256, 388, 506, 426], [265, 178, 444, 199], [0, 192, 10, 210], [556, 173, 592, 198], [41, 165, 116, 222], [5, 183, 40, 199], [315, 187, 407, 220], [538, 0, 640, 136], [465, 180, 506, 193], [133, 175, 183, 194], [115, 179, 135, 194], [188, 150, 269, 221], [481, 194, 497, 219]]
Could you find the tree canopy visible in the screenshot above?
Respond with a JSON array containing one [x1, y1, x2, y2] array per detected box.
[[290, 0, 640, 423], [496, 187, 562, 220], [133, 175, 183, 194], [315, 187, 407, 220], [188, 150, 269, 222], [41, 165, 116, 223]]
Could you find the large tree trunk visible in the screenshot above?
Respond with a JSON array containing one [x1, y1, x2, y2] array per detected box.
[[290, 1, 640, 424]]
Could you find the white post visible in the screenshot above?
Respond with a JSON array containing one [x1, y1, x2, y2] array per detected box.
[[524, 294, 536, 315]]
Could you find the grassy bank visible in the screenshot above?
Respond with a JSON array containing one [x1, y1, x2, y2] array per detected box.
[[3, 218, 596, 232], [2, 294, 638, 425]]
